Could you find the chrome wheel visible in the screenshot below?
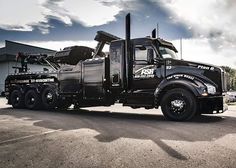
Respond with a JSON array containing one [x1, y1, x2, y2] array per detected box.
[[170, 99, 186, 114]]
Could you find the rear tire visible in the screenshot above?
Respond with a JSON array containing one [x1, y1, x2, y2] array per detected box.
[[10, 90, 24, 108], [25, 89, 41, 110], [42, 86, 58, 110], [161, 88, 197, 121]]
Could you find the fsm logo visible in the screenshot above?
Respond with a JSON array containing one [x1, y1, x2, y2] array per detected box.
[[134, 66, 155, 78], [141, 69, 154, 75]]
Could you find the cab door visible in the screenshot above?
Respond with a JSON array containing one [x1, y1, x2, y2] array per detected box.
[[132, 43, 162, 90]]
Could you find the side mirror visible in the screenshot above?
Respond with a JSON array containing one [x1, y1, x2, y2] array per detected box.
[[147, 49, 154, 64]]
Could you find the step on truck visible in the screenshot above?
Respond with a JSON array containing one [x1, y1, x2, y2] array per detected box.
[[5, 14, 228, 121]]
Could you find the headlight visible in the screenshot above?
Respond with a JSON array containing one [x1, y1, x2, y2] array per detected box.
[[205, 83, 216, 94]]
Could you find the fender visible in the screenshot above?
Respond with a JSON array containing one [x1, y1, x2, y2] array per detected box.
[[154, 74, 208, 103]]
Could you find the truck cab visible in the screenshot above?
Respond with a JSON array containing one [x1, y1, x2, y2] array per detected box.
[[109, 35, 227, 120]]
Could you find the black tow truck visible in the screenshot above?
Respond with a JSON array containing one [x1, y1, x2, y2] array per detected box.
[[5, 14, 228, 121]]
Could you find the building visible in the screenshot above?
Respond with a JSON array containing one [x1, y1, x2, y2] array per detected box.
[[0, 40, 56, 95]]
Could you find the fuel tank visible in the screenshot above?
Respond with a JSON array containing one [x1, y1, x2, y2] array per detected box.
[[164, 59, 227, 94]]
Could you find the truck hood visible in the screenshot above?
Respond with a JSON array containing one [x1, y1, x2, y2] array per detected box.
[[172, 59, 222, 71], [164, 58, 224, 93]]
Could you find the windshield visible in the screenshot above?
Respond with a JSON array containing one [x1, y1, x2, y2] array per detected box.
[[159, 47, 178, 59]]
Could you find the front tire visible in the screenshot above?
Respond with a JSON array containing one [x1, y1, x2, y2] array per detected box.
[[161, 88, 197, 121]]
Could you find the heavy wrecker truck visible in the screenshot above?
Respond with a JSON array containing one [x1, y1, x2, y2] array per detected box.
[[5, 14, 228, 121]]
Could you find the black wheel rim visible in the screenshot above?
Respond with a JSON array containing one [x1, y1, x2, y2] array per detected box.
[[45, 91, 54, 105], [26, 93, 36, 106], [12, 94, 20, 105]]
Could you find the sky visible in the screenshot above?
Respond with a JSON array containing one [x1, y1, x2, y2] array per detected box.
[[0, 0, 235, 68]]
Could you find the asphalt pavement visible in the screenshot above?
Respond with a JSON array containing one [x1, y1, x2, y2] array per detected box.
[[0, 98, 236, 168]]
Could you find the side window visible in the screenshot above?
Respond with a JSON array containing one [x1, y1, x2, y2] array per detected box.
[[134, 45, 156, 64]]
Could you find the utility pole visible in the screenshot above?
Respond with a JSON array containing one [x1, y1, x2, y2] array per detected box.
[[156, 23, 159, 38], [180, 38, 183, 60]]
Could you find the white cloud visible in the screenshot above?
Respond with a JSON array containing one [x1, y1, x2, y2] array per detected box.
[[57, 0, 121, 27], [0, 0, 47, 32], [161, 0, 236, 49], [172, 38, 236, 68], [0, 0, 121, 33], [24, 40, 97, 51], [161, 0, 236, 34], [20, 40, 109, 52], [0, 42, 4, 48], [160, 0, 236, 68]]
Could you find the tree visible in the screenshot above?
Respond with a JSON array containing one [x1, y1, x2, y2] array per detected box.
[[221, 66, 236, 90]]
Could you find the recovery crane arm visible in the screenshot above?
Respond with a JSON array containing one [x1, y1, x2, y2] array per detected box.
[[14, 52, 59, 73]]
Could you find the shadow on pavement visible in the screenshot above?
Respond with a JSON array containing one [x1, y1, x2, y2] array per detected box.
[[0, 107, 234, 160]]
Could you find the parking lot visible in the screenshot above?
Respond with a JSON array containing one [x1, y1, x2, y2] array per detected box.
[[0, 97, 236, 168]]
